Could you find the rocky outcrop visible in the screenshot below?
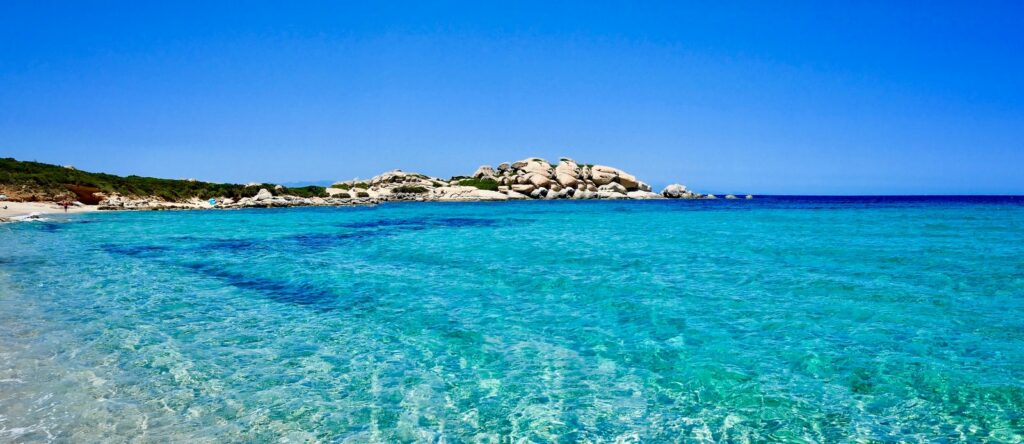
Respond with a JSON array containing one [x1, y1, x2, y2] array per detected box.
[[329, 156, 718, 202], [661, 184, 686, 198], [456, 157, 713, 201], [65, 185, 104, 205], [660, 183, 711, 199]]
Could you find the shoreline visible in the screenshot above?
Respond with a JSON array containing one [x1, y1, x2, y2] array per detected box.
[[0, 201, 100, 222], [0, 196, 712, 223]]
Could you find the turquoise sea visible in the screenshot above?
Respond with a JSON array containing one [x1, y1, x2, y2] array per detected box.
[[1, 197, 1023, 442]]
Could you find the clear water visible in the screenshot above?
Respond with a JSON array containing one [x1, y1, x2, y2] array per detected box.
[[1, 198, 1023, 442]]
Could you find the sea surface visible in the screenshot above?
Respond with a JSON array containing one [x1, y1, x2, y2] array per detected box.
[[1, 197, 1023, 442]]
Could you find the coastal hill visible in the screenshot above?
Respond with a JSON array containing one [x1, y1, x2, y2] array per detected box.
[[0, 157, 328, 203], [1, 156, 720, 210]]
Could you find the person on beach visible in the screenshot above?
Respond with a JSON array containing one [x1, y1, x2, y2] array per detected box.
[[63, 201, 69, 212]]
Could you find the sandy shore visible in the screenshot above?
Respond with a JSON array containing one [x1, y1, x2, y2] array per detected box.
[[0, 201, 100, 219]]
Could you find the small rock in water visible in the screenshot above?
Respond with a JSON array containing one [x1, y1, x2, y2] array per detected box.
[[661, 184, 687, 198]]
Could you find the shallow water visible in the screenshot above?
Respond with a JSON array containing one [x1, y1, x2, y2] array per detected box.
[[1, 198, 1023, 442]]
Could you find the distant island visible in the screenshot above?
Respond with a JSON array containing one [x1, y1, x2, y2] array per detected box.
[[1, 157, 747, 218]]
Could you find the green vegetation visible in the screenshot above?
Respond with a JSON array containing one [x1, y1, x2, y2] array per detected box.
[[330, 182, 368, 190], [281, 186, 328, 198], [457, 178, 499, 191], [394, 185, 428, 194], [0, 157, 327, 201], [356, 192, 370, 198], [334, 192, 351, 199]]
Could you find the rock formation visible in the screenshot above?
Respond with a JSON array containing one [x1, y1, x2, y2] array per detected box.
[[659, 183, 706, 199], [330, 157, 718, 202], [58, 156, 728, 211]]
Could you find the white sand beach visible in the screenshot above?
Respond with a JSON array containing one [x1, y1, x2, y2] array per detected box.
[[0, 201, 99, 219]]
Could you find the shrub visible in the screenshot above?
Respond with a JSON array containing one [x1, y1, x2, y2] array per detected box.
[[280, 186, 328, 198], [394, 185, 428, 194], [330, 182, 368, 190], [334, 192, 351, 199], [356, 192, 370, 198], [0, 157, 283, 201], [0, 158, 345, 201], [457, 178, 499, 191]]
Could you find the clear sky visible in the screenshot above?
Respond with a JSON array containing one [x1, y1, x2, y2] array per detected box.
[[2, 1, 1022, 194]]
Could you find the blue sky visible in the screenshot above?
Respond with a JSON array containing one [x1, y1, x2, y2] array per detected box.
[[2, 1, 1022, 194]]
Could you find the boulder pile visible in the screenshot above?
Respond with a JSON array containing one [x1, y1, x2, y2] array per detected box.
[[659, 183, 706, 199], [334, 157, 717, 201]]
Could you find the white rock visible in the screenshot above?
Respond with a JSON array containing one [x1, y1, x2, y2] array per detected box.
[[370, 170, 439, 187], [254, 188, 273, 201], [596, 191, 627, 199], [590, 165, 619, 185], [505, 190, 530, 200], [432, 186, 509, 201], [554, 160, 580, 187], [661, 184, 687, 198], [627, 191, 662, 199], [472, 165, 496, 179], [511, 183, 536, 194], [526, 173, 552, 188], [615, 172, 639, 190], [598, 182, 627, 194], [555, 172, 579, 188], [524, 163, 553, 177]]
